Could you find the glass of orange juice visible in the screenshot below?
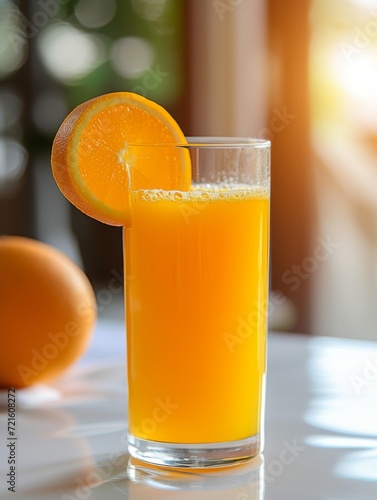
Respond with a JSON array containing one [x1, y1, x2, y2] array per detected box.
[[124, 138, 270, 468]]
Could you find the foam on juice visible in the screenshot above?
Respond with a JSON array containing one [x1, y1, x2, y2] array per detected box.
[[133, 183, 269, 203]]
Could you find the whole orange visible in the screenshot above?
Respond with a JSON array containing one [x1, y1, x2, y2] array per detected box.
[[0, 236, 97, 388]]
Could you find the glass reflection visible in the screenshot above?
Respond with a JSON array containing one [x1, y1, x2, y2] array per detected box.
[[90, 454, 264, 500], [10, 406, 93, 495]]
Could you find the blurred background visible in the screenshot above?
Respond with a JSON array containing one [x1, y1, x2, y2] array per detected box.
[[1, 0, 376, 340]]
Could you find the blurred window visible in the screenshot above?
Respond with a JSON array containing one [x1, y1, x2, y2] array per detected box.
[[311, 0, 377, 339], [0, 0, 187, 285]]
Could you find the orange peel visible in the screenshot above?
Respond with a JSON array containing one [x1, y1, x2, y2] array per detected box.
[[51, 92, 190, 226]]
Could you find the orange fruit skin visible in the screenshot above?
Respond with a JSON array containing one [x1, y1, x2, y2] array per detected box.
[[51, 98, 107, 223], [0, 236, 97, 388], [51, 92, 189, 226]]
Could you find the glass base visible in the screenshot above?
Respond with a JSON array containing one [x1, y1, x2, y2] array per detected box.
[[127, 433, 261, 468]]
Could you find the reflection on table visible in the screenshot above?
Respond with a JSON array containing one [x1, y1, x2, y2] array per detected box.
[[0, 319, 376, 499]]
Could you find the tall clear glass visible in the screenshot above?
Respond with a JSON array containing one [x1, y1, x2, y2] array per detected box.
[[124, 138, 270, 468]]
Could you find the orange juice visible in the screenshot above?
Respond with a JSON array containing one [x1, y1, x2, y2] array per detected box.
[[125, 185, 269, 444]]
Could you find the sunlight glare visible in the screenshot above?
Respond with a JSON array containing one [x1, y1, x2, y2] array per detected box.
[[331, 47, 377, 107]]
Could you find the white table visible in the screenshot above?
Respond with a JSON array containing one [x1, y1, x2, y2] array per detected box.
[[1, 319, 376, 499]]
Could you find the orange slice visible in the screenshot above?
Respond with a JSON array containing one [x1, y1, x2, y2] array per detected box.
[[51, 92, 191, 226]]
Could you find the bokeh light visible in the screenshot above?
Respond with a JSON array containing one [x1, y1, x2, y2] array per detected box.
[[37, 23, 106, 84], [110, 36, 154, 78], [74, 0, 117, 29], [0, 1, 27, 79]]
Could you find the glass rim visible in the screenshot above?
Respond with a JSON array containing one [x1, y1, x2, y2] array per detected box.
[[128, 137, 271, 148]]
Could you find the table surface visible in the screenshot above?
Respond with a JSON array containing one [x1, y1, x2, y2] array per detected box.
[[1, 319, 376, 500]]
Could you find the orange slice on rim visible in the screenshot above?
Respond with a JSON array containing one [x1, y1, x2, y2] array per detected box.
[[51, 92, 191, 226]]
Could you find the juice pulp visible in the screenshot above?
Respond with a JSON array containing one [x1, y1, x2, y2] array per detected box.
[[125, 185, 269, 444]]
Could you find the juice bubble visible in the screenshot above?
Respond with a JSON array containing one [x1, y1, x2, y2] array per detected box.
[[136, 184, 269, 203]]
